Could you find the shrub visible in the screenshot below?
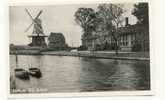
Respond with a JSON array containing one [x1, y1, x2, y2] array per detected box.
[[78, 45, 87, 51], [132, 43, 142, 51]]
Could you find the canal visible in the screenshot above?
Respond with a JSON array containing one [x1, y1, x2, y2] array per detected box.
[[10, 55, 150, 93]]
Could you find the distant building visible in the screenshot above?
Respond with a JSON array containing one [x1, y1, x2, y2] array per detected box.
[[48, 32, 67, 50], [117, 24, 149, 51], [81, 17, 149, 51]]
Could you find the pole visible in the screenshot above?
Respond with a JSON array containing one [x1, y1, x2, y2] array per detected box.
[[15, 54, 18, 68]]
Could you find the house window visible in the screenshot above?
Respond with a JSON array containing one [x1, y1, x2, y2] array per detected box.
[[125, 35, 127, 41], [126, 41, 128, 46], [123, 42, 125, 46], [131, 40, 134, 45]]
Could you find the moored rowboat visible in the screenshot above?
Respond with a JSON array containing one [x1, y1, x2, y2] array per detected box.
[[14, 68, 30, 80], [28, 68, 42, 78]]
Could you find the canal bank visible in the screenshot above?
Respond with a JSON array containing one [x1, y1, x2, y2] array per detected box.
[[10, 50, 150, 61]]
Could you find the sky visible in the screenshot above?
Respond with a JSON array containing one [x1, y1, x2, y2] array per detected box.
[[10, 4, 137, 47]]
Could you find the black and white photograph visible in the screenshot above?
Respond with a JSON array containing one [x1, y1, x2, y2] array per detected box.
[[9, 2, 151, 96]]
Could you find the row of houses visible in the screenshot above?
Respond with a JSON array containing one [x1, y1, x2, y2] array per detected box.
[[81, 17, 149, 52]]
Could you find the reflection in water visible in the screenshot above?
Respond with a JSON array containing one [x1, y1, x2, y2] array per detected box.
[[10, 55, 150, 93]]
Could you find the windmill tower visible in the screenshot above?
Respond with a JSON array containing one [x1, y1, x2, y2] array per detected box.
[[25, 9, 47, 47]]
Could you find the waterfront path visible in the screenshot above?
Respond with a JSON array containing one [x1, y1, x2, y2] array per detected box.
[[10, 49, 149, 61], [41, 51, 150, 61]]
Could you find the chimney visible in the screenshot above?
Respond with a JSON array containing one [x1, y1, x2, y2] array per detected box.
[[125, 17, 129, 27]]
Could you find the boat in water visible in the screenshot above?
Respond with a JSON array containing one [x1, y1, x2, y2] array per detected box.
[[14, 54, 30, 80], [14, 68, 29, 80], [28, 68, 42, 78]]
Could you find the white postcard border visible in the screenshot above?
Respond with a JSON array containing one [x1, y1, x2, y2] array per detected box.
[[8, 0, 155, 98]]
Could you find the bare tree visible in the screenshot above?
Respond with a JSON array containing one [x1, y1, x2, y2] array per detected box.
[[97, 4, 124, 55]]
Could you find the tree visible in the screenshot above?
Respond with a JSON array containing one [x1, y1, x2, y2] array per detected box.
[[132, 3, 149, 25], [74, 8, 97, 37], [132, 3, 149, 51], [97, 4, 124, 55]]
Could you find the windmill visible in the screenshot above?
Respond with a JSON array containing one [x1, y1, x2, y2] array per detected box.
[[25, 9, 47, 47]]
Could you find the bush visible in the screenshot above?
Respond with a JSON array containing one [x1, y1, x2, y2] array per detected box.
[[132, 43, 142, 51], [95, 44, 103, 50], [103, 43, 118, 50], [95, 43, 119, 51], [78, 45, 87, 51]]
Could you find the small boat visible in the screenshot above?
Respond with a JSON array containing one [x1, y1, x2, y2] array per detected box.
[[14, 68, 30, 80], [28, 68, 42, 78]]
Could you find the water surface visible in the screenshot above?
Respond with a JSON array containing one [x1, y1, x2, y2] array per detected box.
[[10, 55, 150, 93]]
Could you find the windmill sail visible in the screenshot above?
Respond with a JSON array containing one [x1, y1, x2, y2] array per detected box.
[[25, 9, 34, 21], [25, 22, 33, 32], [35, 10, 43, 19]]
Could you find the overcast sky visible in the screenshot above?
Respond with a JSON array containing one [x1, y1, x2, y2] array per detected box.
[[10, 4, 137, 47]]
